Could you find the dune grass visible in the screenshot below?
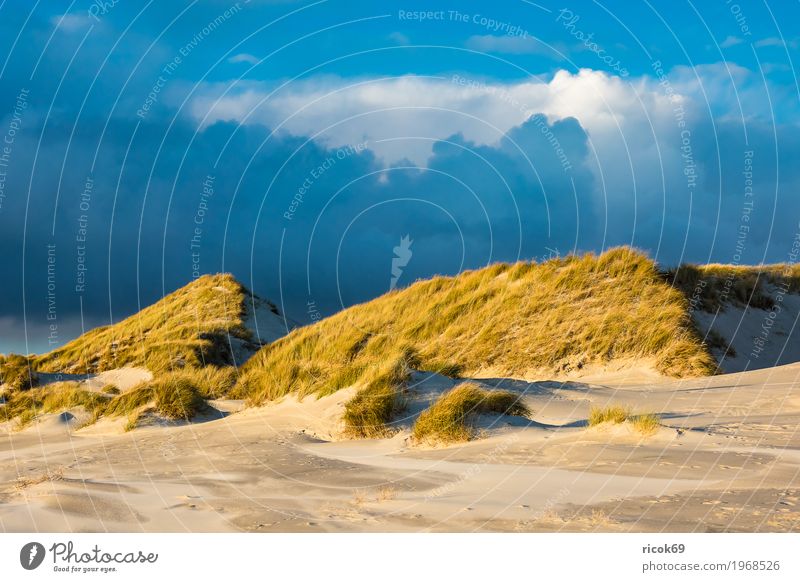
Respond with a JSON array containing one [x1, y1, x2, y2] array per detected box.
[[1, 390, 43, 427], [6, 246, 770, 430], [238, 248, 717, 406], [342, 350, 414, 438], [105, 374, 207, 421], [40, 382, 109, 415], [0, 273, 279, 431], [0, 382, 112, 428], [104, 384, 155, 417], [588, 405, 661, 436], [412, 382, 530, 443], [416, 360, 464, 378], [173, 366, 238, 399], [0, 373, 209, 429], [668, 263, 800, 313], [30, 274, 258, 375], [151, 375, 206, 420], [343, 383, 402, 438], [0, 354, 39, 391], [588, 405, 630, 426], [631, 413, 661, 436]]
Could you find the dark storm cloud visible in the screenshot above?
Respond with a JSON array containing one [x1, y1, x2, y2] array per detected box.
[[1, 1, 799, 354], [2, 73, 799, 354], [0, 100, 596, 356]]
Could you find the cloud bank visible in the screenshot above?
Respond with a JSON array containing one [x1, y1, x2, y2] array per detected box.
[[0, 6, 798, 353]]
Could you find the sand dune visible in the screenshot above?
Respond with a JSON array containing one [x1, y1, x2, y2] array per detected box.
[[2, 363, 799, 532], [693, 284, 800, 373], [3, 253, 800, 532]]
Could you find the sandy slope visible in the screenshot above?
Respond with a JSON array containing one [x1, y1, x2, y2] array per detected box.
[[693, 284, 800, 374], [228, 294, 299, 365], [1, 364, 799, 532]]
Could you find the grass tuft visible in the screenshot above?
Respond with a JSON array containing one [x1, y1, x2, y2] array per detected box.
[[588, 406, 661, 436], [412, 382, 530, 443], [40, 382, 109, 415], [588, 405, 630, 426], [342, 383, 403, 439], [342, 351, 414, 438], [418, 360, 464, 378], [162, 366, 238, 399], [151, 375, 206, 420], [631, 413, 661, 436], [0, 382, 111, 428], [105, 384, 155, 417], [0, 354, 39, 391]]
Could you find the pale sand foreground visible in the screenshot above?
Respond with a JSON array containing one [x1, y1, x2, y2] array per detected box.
[[1, 364, 800, 532]]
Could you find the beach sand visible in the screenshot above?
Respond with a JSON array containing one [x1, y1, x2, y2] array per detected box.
[[1, 363, 799, 532]]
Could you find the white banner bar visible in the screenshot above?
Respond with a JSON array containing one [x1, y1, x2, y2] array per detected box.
[[1, 533, 797, 581]]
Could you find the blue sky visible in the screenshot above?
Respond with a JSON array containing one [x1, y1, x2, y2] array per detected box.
[[0, 0, 799, 353]]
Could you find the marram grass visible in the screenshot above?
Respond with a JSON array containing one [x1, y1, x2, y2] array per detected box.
[[588, 405, 630, 426], [587, 405, 661, 436], [0, 354, 38, 391], [1, 382, 111, 428], [29, 274, 256, 375], [2, 372, 210, 429], [341, 350, 414, 438], [413, 383, 530, 443], [631, 413, 661, 436], [8, 247, 789, 429], [238, 248, 719, 405]]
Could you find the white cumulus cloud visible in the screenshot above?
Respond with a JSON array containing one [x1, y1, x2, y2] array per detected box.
[[228, 53, 260, 65], [51, 13, 92, 32]]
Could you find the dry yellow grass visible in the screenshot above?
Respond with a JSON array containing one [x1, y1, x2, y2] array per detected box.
[[30, 274, 258, 375], [238, 248, 718, 406], [341, 350, 414, 438], [588, 405, 660, 436], [412, 382, 530, 443], [0, 382, 112, 428], [10, 247, 781, 434], [150, 375, 206, 420], [0, 354, 38, 391], [631, 413, 661, 435], [0, 274, 270, 429], [1, 373, 209, 429], [104, 384, 155, 417], [105, 374, 206, 421], [166, 366, 238, 399], [376, 486, 398, 501], [588, 405, 630, 426]]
